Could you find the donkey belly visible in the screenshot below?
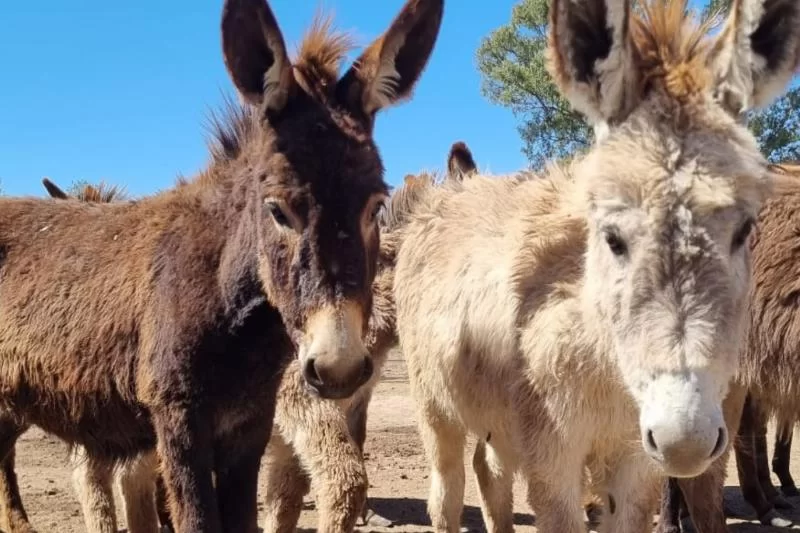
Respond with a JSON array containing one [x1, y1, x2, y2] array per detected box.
[[0, 358, 155, 460]]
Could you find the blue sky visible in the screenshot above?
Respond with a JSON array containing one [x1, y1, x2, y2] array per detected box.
[[0, 0, 524, 198]]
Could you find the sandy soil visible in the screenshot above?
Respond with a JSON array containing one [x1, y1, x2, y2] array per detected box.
[[12, 349, 800, 532]]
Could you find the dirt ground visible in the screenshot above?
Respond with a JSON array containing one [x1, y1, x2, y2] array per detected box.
[[13, 349, 800, 532]]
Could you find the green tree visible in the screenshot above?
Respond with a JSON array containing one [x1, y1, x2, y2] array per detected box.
[[477, 0, 800, 167], [476, 0, 590, 169]]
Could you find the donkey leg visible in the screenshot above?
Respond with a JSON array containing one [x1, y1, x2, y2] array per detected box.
[[773, 419, 798, 497], [118, 452, 160, 533], [676, 456, 729, 533], [472, 437, 515, 533], [666, 381, 746, 533], [655, 477, 683, 533], [595, 455, 658, 533], [155, 473, 175, 532], [298, 403, 367, 533], [734, 395, 791, 527], [69, 447, 117, 533], [215, 422, 269, 533], [346, 389, 392, 528], [0, 419, 34, 533], [418, 410, 466, 533], [262, 434, 310, 533], [752, 407, 791, 509], [524, 466, 585, 533], [153, 409, 221, 533]]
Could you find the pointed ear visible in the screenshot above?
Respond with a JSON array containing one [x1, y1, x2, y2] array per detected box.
[[708, 0, 800, 114], [447, 142, 477, 181], [221, 0, 295, 111], [337, 0, 444, 118], [42, 178, 69, 200], [546, 0, 638, 124]]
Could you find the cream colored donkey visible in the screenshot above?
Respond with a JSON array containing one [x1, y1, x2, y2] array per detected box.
[[388, 0, 800, 532]]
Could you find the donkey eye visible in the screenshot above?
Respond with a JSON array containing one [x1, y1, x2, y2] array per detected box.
[[731, 218, 755, 253], [370, 201, 385, 223], [266, 201, 291, 229], [604, 231, 627, 257]]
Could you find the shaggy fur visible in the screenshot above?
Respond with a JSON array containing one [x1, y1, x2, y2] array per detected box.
[[0, 0, 444, 531], [388, 0, 799, 532], [62, 142, 476, 533], [657, 161, 800, 532]]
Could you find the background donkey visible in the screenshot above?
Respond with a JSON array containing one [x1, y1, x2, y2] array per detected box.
[[41, 177, 166, 533], [657, 161, 800, 533], [387, 0, 799, 530], [0, 0, 444, 530]]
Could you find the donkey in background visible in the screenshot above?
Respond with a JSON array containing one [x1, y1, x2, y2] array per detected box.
[[385, 0, 800, 530], [656, 161, 800, 533], [0, 0, 444, 531]]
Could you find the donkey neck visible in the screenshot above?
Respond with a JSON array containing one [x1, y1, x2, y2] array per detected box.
[[171, 160, 268, 327]]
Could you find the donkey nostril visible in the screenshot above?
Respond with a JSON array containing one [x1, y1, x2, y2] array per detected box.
[[646, 429, 658, 451], [710, 427, 726, 458], [303, 357, 322, 387], [361, 356, 374, 382]]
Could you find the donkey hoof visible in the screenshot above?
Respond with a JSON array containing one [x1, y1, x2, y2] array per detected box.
[[760, 509, 793, 528], [773, 495, 795, 510], [359, 508, 394, 528], [784, 486, 800, 498]]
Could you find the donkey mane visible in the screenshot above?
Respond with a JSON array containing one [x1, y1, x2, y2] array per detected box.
[[192, 13, 358, 184], [378, 173, 436, 231], [293, 12, 356, 97], [632, 0, 717, 102], [74, 182, 129, 203]]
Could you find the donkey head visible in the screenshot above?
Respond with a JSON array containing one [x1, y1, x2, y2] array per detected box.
[[221, 0, 443, 399], [548, 0, 799, 476]]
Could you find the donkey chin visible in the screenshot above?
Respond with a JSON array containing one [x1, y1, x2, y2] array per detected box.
[[297, 302, 374, 400], [637, 371, 728, 478]]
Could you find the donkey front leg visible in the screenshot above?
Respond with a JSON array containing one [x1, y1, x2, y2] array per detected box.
[[346, 389, 393, 528], [69, 447, 117, 533], [295, 404, 367, 533], [655, 477, 683, 533], [595, 455, 659, 533], [676, 455, 729, 533], [262, 434, 311, 533], [524, 466, 585, 533], [214, 422, 269, 533], [153, 409, 220, 533]]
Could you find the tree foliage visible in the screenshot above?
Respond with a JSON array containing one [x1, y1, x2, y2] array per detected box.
[[476, 0, 590, 169], [477, 0, 800, 167]]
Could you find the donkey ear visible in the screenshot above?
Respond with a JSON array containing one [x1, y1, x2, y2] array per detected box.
[[221, 0, 295, 111], [42, 178, 69, 200], [546, 0, 638, 124], [708, 0, 800, 114], [447, 142, 477, 181], [337, 0, 444, 117]]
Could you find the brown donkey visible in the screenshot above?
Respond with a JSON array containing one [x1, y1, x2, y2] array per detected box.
[[50, 142, 477, 533], [40, 177, 167, 533], [388, 0, 800, 530], [0, 0, 444, 531], [657, 162, 800, 533]]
